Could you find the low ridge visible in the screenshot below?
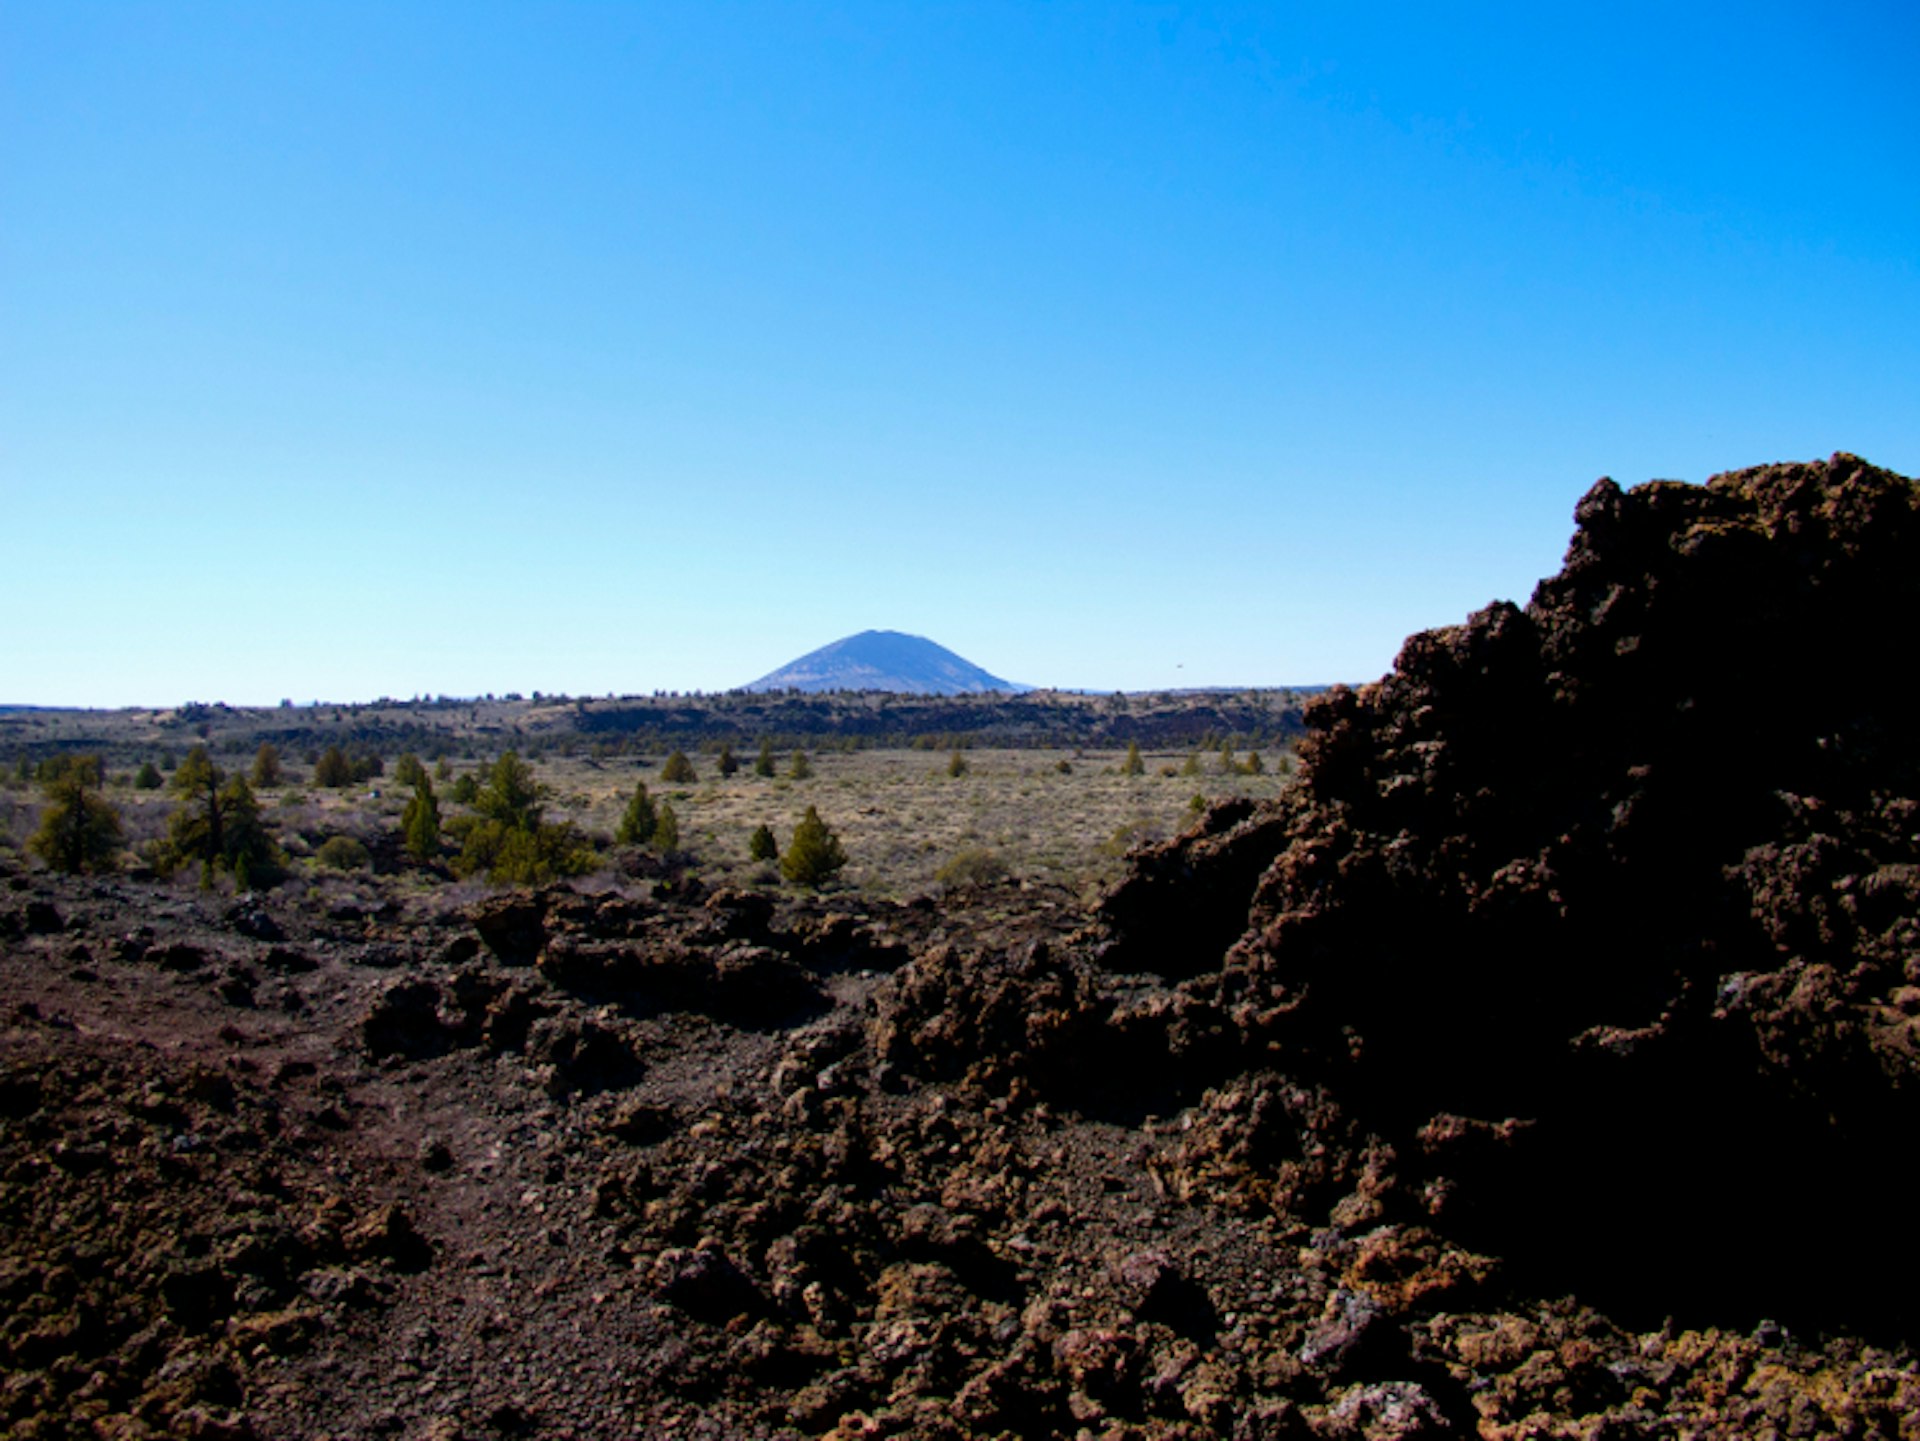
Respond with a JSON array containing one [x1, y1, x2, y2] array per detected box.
[[741, 629, 1022, 695]]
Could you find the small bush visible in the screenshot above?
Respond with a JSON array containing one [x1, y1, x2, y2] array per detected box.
[[748, 823, 778, 862], [315, 835, 372, 871], [660, 750, 696, 783], [935, 847, 1006, 888], [947, 749, 968, 778], [789, 750, 812, 780], [716, 745, 739, 777], [1120, 742, 1144, 777], [754, 739, 776, 778], [134, 761, 164, 790]]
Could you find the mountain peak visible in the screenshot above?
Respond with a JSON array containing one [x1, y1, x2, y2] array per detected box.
[[743, 631, 1023, 695]]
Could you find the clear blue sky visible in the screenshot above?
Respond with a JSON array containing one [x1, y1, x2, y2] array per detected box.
[[4, 3, 1915, 706]]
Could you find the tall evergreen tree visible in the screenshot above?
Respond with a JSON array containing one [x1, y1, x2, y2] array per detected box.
[[754, 739, 776, 777]]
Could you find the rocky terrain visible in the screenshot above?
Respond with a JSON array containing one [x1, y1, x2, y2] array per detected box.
[[5, 452, 1919, 1439]]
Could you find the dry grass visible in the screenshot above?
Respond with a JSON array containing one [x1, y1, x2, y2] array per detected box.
[[2, 746, 1295, 901], [538, 746, 1294, 900]]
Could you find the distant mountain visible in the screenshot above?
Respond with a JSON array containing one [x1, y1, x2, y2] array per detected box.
[[743, 630, 1024, 695]]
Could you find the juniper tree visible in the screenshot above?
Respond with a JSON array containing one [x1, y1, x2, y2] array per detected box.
[[313, 745, 352, 788], [754, 739, 776, 778], [789, 750, 812, 780], [165, 746, 278, 885], [947, 749, 968, 778], [1120, 741, 1144, 777], [654, 802, 680, 854], [660, 750, 696, 783], [716, 745, 739, 778], [401, 774, 441, 864], [27, 755, 122, 874], [250, 742, 284, 788], [780, 805, 846, 887], [134, 760, 164, 790], [748, 824, 778, 862], [615, 781, 658, 846]]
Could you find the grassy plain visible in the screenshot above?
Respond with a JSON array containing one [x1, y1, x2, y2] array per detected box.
[[1, 744, 1294, 902], [549, 745, 1292, 898]]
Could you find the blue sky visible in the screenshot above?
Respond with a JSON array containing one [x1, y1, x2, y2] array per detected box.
[[4, 2, 1915, 705]]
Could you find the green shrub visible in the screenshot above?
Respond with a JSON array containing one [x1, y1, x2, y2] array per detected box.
[[1120, 742, 1144, 777], [660, 750, 696, 783], [654, 802, 680, 854], [935, 847, 1005, 888], [716, 745, 739, 777], [947, 749, 968, 778], [393, 752, 427, 789], [789, 750, 812, 780], [134, 760, 164, 790], [315, 835, 372, 871], [754, 739, 776, 778], [748, 824, 778, 862]]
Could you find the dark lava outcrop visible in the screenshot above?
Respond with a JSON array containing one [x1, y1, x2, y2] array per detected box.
[[1102, 452, 1920, 1336]]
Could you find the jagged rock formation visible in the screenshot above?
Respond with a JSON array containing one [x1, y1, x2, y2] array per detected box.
[[1101, 452, 1920, 1334]]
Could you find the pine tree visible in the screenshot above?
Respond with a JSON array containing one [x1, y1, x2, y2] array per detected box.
[[748, 824, 778, 862], [654, 802, 680, 854], [392, 752, 427, 789], [134, 760, 164, 790], [716, 745, 739, 777], [780, 805, 846, 886], [402, 775, 441, 864], [1120, 741, 1145, 776], [28, 756, 122, 874], [661, 750, 696, 783], [754, 739, 776, 777], [615, 781, 658, 846], [789, 750, 812, 780]]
